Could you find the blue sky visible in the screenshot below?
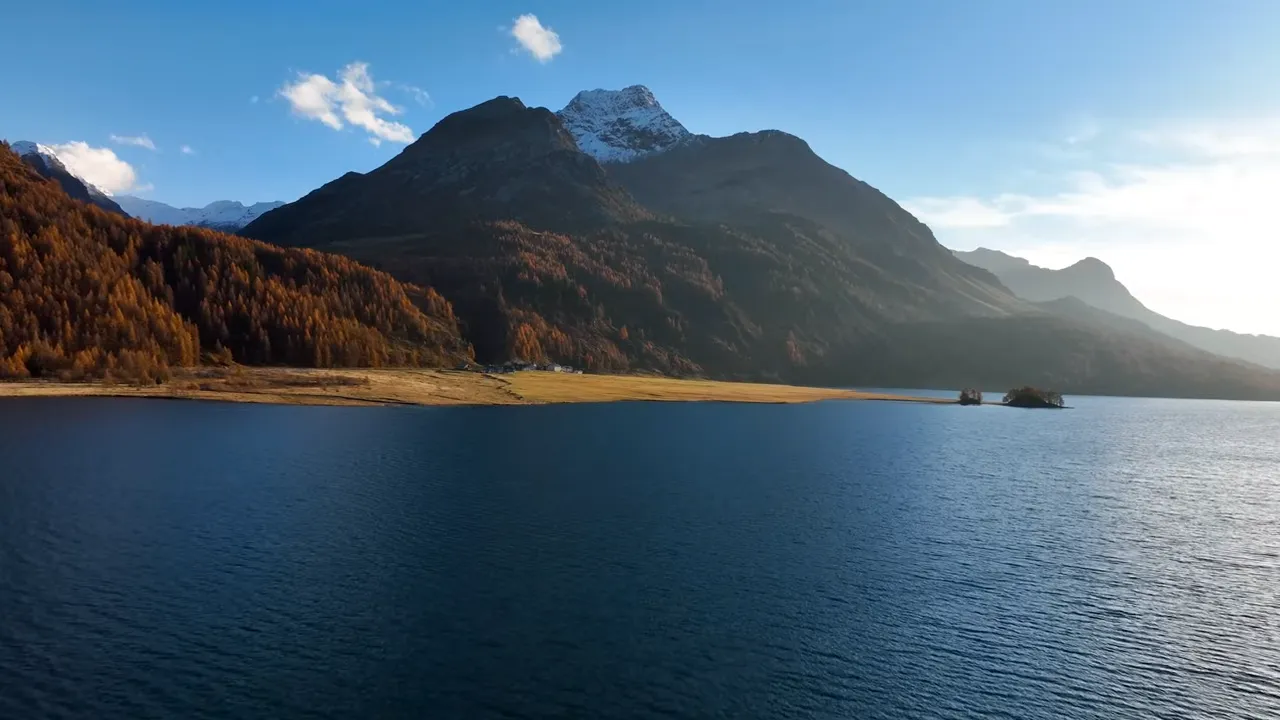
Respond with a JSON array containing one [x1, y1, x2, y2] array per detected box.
[[6, 1, 1280, 334]]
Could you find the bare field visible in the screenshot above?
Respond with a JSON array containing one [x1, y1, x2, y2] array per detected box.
[[0, 367, 952, 407], [505, 371, 951, 405]]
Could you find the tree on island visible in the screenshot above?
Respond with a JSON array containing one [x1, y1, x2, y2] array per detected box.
[[959, 388, 983, 405], [1002, 387, 1065, 408]]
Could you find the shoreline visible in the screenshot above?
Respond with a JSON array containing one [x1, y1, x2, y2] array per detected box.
[[0, 367, 956, 408]]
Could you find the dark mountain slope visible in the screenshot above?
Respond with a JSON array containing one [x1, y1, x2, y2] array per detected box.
[[608, 131, 1017, 315], [955, 248, 1280, 370], [0, 144, 471, 380]]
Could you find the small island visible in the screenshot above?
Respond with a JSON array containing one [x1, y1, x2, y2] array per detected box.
[[958, 388, 984, 405], [1002, 386, 1066, 409]]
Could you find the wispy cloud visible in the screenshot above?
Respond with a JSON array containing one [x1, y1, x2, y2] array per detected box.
[[908, 119, 1280, 335], [109, 134, 157, 151], [1063, 116, 1101, 146], [904, 196, 1015, 229], [180, 145, 196, 155], [398, 83, 431, 107], [250, 95, 260, 104], [510, 14, 562, 63], [45, 141, 143, 194], [278, 62, 415, 145]]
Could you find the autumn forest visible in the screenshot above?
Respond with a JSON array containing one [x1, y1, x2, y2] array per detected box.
[[0, 144, 472, 382]]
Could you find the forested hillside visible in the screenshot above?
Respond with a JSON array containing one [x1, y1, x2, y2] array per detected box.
[[0, 144, 472, 381]]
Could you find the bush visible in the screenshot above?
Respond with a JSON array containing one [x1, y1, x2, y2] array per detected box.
[[1003, 386, 1065, 408]]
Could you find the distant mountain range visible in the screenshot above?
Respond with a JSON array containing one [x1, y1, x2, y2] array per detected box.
[[239, 87, 1280, 399], [954, 248, 1280, 370], [114, 196, 285, 232], [11, 141, 127, 217]]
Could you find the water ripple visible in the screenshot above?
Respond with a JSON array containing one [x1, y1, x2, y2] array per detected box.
[[0, 396, 1277, 719]]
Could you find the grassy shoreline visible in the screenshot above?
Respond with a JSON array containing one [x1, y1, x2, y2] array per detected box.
[[0, 367, 955, 408]]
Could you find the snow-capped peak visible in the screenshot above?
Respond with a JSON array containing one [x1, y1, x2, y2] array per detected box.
[[114, 195, 286, 231], [557, 85, 691, 163]]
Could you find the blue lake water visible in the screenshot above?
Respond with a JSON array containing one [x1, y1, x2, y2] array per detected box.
[[1, 396, 1277, 719]]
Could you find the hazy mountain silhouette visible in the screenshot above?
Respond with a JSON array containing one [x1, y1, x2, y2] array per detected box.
[[955, 248, 1280, 370]]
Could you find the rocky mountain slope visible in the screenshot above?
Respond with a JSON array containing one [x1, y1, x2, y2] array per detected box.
[[556, 85, 691, 163], [242, 91, 1280, 399], [955, 248, 1280, 370], [9, 141, 128, 216], [115, 195, 285, 232]]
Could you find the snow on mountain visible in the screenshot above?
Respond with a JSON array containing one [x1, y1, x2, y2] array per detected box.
[[11, 141, 75, 179], [557, 85, 692, 163], [115, 196, 286, 231]]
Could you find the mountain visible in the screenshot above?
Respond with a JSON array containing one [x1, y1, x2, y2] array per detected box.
[[9, 141, 128, 217], [955, 248, 1280, 370], [608, 130, 1019, 315], [243, 91, 1280, 399], [556, 85, 692, 163], [115, 195, 285, 232], [0, 144, 471, 381], [245, 94, 1031, 374]]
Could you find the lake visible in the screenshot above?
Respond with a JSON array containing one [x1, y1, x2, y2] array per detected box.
[[1, 396, 1277, 719]]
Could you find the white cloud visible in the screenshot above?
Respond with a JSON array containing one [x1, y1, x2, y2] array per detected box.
[[910, 119, 1280, 336], [510, 14, 562, 63], [109, 134, 156, 151], [278, 62, 415, 145], [44, 142, 142, 195], [180, 145, 196, 155]]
